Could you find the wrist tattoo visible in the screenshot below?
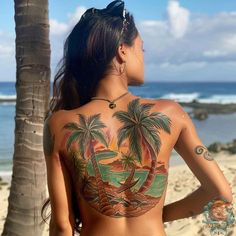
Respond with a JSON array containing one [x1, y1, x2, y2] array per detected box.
[[202, 196, 235, 230], [194, 145, 213, 161]]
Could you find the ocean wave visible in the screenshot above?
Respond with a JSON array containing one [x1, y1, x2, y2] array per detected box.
[[0, 102, 16, 106], [0, 94, 16, 99], [161, 93, 200, 103], [0, 94, 16, 103], [1, 92, 236, 104], [0, 170, 12, 176], [161, 93, 236, 104], [198, 95, 236, 104]]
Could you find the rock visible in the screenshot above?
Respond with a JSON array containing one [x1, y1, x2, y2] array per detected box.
[[193, 108, 208, 120], [192, 99, 199, 103], [179, 102, 236, 114], [208, 142, 223, 153], [208, 139, 236, 154], [232, 139, 236, 146], [0, 181, 8, 186], [228, 146, 236, 154]]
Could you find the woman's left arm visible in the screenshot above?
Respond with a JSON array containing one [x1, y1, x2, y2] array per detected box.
[[43, 112, 75, 236]]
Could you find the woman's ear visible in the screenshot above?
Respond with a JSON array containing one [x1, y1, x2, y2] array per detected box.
[[117, 43, 127, 63]]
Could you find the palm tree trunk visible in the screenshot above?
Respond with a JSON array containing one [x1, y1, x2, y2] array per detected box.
[[138, 136, 157, 194], [116, 165, 135, 193], [89, 139, 115, 215], [1, 0, 50, 235], [124, 165, 135, 186]]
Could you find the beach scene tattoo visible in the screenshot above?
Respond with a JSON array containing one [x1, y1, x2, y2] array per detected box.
[[194, 145, 213, 161], [62, 98, 172, 217]]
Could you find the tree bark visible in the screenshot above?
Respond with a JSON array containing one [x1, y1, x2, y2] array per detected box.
[[1, 0, 50, 235]]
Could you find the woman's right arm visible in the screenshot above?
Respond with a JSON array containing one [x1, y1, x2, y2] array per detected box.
[[162, 101, 233, 223]]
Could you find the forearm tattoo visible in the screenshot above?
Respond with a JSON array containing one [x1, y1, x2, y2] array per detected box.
[[43, 119, 55, 156], [202, 196, 235, 232], [194, 145, 213, 161]]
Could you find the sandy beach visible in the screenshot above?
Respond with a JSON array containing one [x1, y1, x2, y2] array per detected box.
[[0, 151, 235, 236]]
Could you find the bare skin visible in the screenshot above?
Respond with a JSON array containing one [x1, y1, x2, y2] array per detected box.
[[43, 34, 233, 236]]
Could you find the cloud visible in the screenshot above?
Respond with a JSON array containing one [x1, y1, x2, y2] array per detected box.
[[0, 44, 14, 58], [49, 19, 68, 35], [138, 10, 236, 64], [201, 33, 236, 60], [48, 5, 88, 74], [67, 6, 87, 29], [223, 34, 236, 52], [49, 4, 236, 81], [50, 6, 87, 36], [137, 6, 236, 81], [0, 31, 14, 58], [203, 50, 228, 58], [167, 0, 190, 38], [0, 31, 15, 81], [1, 3, 236, 82]]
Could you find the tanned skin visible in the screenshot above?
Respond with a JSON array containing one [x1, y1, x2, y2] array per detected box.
[[43, 34, 232, 236], [43, 96, 232, 236]]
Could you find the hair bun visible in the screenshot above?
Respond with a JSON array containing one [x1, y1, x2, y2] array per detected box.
[[102, 0, 125, 18]]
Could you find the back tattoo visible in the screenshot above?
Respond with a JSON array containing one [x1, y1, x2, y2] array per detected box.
[[62, 98, 172, 217]]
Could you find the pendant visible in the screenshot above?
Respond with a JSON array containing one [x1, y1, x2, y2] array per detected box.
[[109, 102, 116, 109]]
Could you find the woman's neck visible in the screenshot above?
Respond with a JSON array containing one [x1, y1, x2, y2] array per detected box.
[[93, 75, 129, 100]]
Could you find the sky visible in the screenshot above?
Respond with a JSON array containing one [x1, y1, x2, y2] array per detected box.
[[0, 0, 236, 82]]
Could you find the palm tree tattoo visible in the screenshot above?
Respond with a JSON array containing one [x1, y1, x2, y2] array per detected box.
[[62, 98, 172, 217], [194, 145, 213, 161]]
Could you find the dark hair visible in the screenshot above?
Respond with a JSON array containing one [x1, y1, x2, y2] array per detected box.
[[41, 0, 138, 234]]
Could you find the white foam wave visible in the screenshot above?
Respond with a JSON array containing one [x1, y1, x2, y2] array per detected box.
[[0, 170, 12, 176], [0, 94, 16, 100], [161, 93, 236, 104], [198, 95, 236, 104], [0, 170, 12, 184], [0, 92, 236, 104], [0, 102, 15, 105], [161, 92, 200, 103]]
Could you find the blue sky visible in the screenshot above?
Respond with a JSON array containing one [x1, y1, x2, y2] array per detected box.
[[0, 0, 236, 82]]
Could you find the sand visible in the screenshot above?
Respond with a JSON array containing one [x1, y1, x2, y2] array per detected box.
[[0, 151, 235, 236]]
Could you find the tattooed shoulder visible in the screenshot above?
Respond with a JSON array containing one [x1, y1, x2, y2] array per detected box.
[[43, 116, 55, 156], [194, 145, 213, 161]]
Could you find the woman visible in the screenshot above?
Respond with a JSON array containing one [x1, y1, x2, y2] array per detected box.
[[41, 1, 233, 235]]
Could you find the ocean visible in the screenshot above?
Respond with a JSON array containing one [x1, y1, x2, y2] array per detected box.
[[1, 81, 236, 175]]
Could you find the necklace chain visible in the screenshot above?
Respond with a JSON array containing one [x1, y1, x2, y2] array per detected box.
[[90, 91, 129, 109]]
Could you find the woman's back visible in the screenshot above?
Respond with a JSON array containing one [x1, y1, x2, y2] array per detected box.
[[42, 2, 233, 234], [49, 95, 182, 236]]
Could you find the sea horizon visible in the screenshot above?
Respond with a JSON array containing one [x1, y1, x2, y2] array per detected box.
[[1, 81, 236, 104]]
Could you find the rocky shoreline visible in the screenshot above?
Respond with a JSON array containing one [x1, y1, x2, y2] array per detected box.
[[2, 98, 236, 118], [207, 139, 236, 154], [179, 101, 236, 120], [179, 101, 236, 114]]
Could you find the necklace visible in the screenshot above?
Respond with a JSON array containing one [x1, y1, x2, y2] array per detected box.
[[90, 91, 129, 109]]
